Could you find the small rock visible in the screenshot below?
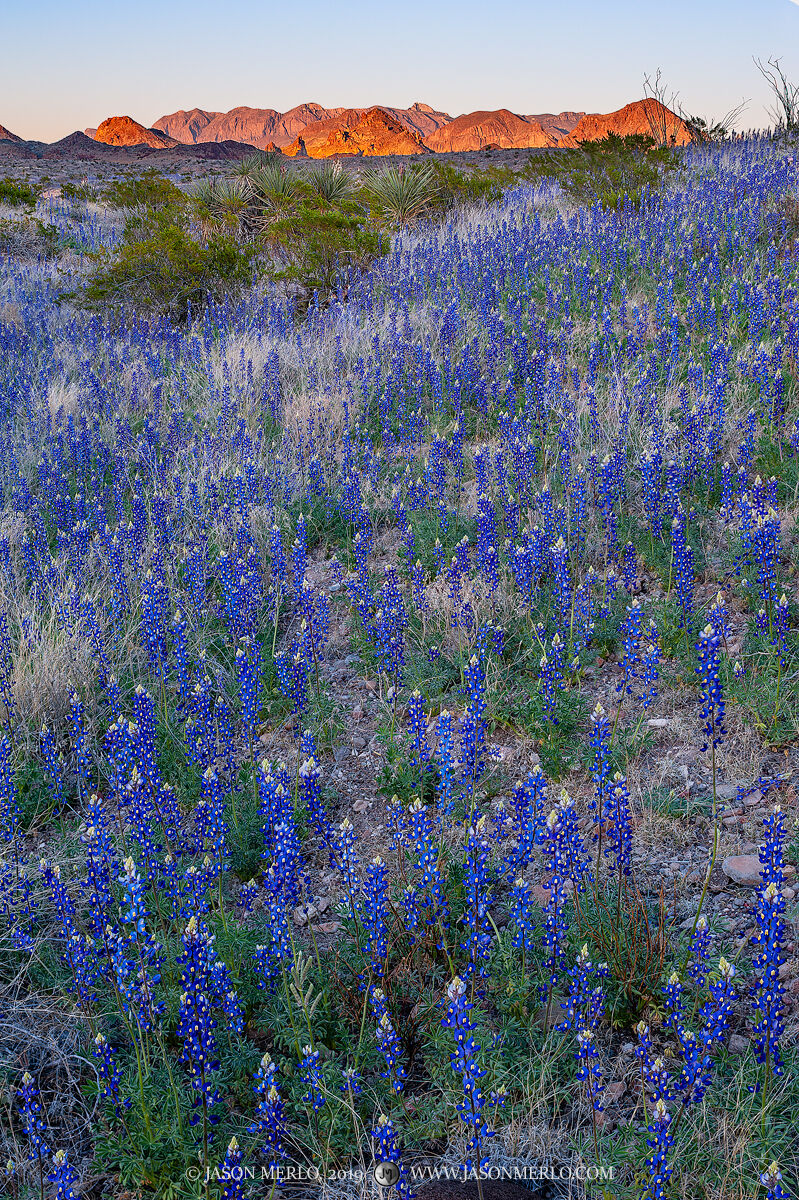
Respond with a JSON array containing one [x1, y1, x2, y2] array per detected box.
[[316, 896, 332, 913], [351, 707, 364, 721], [293, 905, 308, 927], [722, 854, 764, 887], [604, 1080, 626, 1102], [345, 654, 361, 666], [353, 798, 371, 812], [333, 746, 348, 764], [728, 1034, 748, 1055], [647, 718, 671, 729], [778, 962, 793, 982], [722, 816, 741, 828], [742, 791, 763, 808], [314, 921, 342, 934], [783, 887, 796, 901], [714, 781, 746, 801], [352, 736, 367, 750], [789, 978, 799, 996]]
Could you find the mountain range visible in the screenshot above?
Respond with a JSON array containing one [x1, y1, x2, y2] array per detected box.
[[0, 99, 692, 159]]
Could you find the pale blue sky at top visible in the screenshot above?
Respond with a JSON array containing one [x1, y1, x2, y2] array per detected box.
[[1, 0, 798, 141]]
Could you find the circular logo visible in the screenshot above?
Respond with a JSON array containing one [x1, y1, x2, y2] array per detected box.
[[373, 1161, 401, 1188]]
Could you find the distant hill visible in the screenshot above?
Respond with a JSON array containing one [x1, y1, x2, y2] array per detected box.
[[284, 107, 428, 158], [152, 102, 451, 149], [527, 111, 585, 140], [560, 99, 692, 146], [0, 123, 21, 142], [94, 115, 179, 149], [424, 109, 555, 152]]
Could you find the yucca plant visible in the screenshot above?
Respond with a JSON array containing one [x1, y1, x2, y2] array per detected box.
[[364, 163, 439, 224], [307, 161, 353, 204], [232, 150, 281, 177], [190, 177, 252, 237]]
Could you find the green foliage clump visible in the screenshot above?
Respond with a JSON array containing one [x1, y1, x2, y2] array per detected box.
[[80, 205, 256, 322], [428, 161, 517, 209], [0, 177, 39, 207], [265, 194, 384, 305], [526, 132, 680, 210], [101, 170, 184, 210]]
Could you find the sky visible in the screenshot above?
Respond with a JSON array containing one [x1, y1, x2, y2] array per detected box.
[[2, 0, 798, 141]]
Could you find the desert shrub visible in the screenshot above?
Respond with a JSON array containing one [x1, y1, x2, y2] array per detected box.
[[0, 178, 39, 207], [428, 161, 516, 209], [80, 206, 256, 321], [101, 170, 184, 210], [526, 132, 680, 210], [265, 195, 384, 305]]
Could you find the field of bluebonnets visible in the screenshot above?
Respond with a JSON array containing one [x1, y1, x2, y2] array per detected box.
[[0, 135, 798, 1200]]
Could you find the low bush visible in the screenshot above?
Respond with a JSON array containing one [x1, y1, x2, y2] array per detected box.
[[80, 206, 256, 321], [101, 170, 184, 210], [526, 132, 680, 210], [0, 178, 39, 207]]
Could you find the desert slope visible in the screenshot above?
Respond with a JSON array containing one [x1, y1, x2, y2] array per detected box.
[[424, 109, 555, 152]]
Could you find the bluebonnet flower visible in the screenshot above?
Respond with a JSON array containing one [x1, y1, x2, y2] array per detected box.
[[751, 808, 788, 1080], [588, 703, 612, 849], [686, 915, 711, 989], [298, 756, 329, 841], [508, 876, 536, 954], [407, 689, 431, 780], [298, 1045, 325, 1112], [605, 772, 632, 877], [372, 1114, 415, 1200], [236, 638, 262, 750], [361, 856, 389, 977], [441, 976, 492, 1173], [218, 1137, 246, 1200], [538, 636, 565, 726], [48, 1149, 80, 1200], [696, 625, 726, 750], [0, 732, 20, 843], [759, 1163, 790, 1200], [558, 945, 607, 1033], [370, 987, 407, 1092], [460, 816, 495, 978], [435, 710, 456, 819], [671, 511, 695, 630], [175, 917, 220, 1125], [40, 726, 65, 813], [576, 1027, 604, 1113], [92, 1033, 126, 1115], [340, 1066, 363, 1098], [17, 1072, 51, 1161], [642, 1099, 673, 1200]]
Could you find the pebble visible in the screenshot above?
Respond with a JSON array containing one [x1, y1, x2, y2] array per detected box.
[[728, 1034, 748, 1055], [783, 887, 796, 901], [345, 654, 361, 665], [352, 736, 367, 750], [713, 781, 747, 801], [647, 718, 671, 728], [722, 854, 764, 886]]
